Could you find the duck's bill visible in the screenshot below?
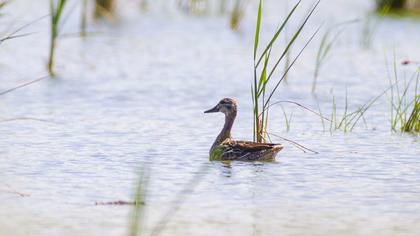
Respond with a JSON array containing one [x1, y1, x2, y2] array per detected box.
[[204, 105, 219, 113]]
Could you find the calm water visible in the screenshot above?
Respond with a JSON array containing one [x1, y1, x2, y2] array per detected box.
[[1, 0, 419, 235]]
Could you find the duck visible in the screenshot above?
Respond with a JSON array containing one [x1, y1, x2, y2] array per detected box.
[[204, 98, 283, 161]]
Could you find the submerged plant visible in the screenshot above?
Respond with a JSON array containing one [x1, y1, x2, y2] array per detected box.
[[48, 0, 67, 76], [251, 0, 320, 142]]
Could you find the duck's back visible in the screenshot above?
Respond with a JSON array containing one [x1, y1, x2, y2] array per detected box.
[[211, 139, 283, 161]]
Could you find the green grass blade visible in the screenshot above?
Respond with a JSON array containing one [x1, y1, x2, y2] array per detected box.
[[255, 0, 301, 67], [253, 0, 262, 61], [264, 26, 321, 108]]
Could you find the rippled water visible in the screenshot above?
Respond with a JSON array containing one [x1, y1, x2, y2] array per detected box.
[[1, 0, 419, 235]]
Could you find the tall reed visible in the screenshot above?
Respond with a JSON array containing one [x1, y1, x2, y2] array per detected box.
[[48, 0, 67, 76], [252, 0, 320, 142]]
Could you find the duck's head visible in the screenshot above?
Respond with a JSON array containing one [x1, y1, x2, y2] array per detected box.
[[204, 98, 237, 116]]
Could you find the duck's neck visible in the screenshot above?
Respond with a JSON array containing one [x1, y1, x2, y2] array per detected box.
[[211, 111, 236, 151]]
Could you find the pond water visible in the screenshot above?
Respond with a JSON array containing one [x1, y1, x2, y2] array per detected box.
[[1, 0, 419, 236]]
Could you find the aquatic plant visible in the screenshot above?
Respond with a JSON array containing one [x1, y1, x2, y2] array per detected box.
[[129, 165, 149, 236], [360, 3, 390, 49], [327, 88, 388, 133], [80, 0, 88, 37], [251, 0, 320, 142], [140, 0, 148, 12], [94, 0, 114, 19], [0, 75, 50, 96], [230, 0, 246, 31], [0, 0, 8, 16], [219, 0, 227, 14], [312, 20, 356, 92], [376, 0, 406, 10], [402, 95, 420, 132], [1, 14, 48, 45], [48, 0, 67, 76], [388, 55, 420, 133], [178, 0, 210, 15], [280, 105, 293, 132]]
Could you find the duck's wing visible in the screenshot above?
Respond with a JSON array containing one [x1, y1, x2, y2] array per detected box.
[[220, 139, 283, 161], [228, 140, 283, 150]]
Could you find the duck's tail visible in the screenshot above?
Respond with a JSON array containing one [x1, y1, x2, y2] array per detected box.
[[271, 144, 283, 153]]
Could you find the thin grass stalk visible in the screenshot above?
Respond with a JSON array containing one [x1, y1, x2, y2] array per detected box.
[[48, 0, 67, 76], [129, 166, 149, 236], [0, 15, 49, 45], [264, 26, 321, 108], [219, 0, 227, 14], [316, 100, 326, 131], [255, 0, 302, 67], [80, 0, 88, 37], [252, 0, 262, 141], [230, 0, 246, 31]]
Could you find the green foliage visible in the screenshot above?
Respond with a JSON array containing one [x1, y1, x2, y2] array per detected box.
[[0, 0, 9, 16], [376, 0, 406, 11], [361, 2, 391, 49], [129, 165, 149, 236], [230, 0, 246, 31], [48, 0, 67, 75], [402, 95, 420, 132], [388, 54, 420, 133], [252, 0, 320, 142], [328, 88, 389, 133], [312, 20, 357, 92]]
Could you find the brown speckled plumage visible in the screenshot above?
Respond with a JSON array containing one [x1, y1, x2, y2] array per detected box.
[[204, 98, 283, 161]]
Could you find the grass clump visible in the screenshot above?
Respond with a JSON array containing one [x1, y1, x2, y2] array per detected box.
[[388, 54, 420, 133], [251, 0, 320, 142], [48, 0, 67, 76], [326, 86, 391, 133], [402, 95, 420, 132]]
